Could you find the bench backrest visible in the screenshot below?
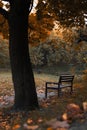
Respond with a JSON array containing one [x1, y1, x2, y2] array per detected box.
[[59, 75, 74, 84]]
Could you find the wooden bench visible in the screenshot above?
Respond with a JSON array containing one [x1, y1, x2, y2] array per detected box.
[[45, 74, 74, 98]]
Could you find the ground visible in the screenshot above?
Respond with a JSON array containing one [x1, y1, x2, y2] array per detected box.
[[0, 66, 87, 130]]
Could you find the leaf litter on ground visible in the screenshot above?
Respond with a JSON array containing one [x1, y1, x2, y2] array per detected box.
[[0, 71, 87, 130]]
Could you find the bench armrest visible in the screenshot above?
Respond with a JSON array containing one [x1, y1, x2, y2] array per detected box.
[[46, 82, 58, 84], [46, 82, 59, 87]]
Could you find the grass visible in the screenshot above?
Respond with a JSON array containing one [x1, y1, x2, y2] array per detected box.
[[0, 66, 87, 130]]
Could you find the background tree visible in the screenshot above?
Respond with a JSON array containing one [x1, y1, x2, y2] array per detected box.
[[29, 13, 54, 46], [36, 0, 87, 27], [0, 14, 9, 38], [0, 36, 9, 67], [0, 0, 39, 110]]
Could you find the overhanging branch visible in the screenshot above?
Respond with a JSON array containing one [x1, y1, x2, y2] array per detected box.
[[0, 7, 8, 19], [1, 0, 10, 2]]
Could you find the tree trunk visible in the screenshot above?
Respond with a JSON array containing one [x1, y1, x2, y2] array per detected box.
[[8, 2, 39, 109]]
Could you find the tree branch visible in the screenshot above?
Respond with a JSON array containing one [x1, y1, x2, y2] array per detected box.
[[1, 0, 10, 2], [0, 7, 8, 19]]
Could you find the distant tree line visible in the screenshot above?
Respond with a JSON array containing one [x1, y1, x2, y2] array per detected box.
[[30, 37, 87, 68]]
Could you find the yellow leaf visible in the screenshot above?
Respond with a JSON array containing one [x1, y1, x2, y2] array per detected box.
[[27, 119, 33, 124]]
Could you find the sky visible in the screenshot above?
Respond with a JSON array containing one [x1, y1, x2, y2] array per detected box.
[[31, 0, 38, 13], [2, 0, 38, 12]]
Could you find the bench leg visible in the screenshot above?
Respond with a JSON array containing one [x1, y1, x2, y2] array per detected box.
[[45, 87, 47, 98], [70, 86, 73, 94], [58, 88, 61, 97]]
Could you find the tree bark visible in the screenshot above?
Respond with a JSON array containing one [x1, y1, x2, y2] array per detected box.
[[8, 1, 39, 109]]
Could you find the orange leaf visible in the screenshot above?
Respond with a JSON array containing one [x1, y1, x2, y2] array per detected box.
[[12, 124, 21, 130], [27, 119, 33, 124], [47, 127, 53, 130]]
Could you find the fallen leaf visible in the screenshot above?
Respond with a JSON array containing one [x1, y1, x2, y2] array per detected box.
[[27, 119, 33, 124], [12, 124, 21, 130], [47, 127, 53, 130], [62, 113, 68, 121], [38, 118, 43, 123], [52, 121, 70, 129], [23, 123, 39, 130], [56, 128, 68, 130], [46, 119, 70, 129], [83, 102, 87, 112]]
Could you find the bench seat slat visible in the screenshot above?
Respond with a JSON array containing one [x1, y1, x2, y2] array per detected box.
[[46, 84, 72, 89]]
